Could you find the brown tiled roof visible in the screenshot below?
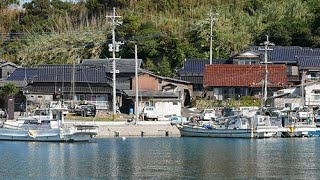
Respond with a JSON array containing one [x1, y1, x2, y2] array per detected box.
[[203, 64, 287, 87]]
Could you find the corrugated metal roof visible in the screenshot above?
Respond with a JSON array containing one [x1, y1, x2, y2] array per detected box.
[[123, 90, 178, 98], [179, 59, 231, 74], [203, 64, 288, 87]]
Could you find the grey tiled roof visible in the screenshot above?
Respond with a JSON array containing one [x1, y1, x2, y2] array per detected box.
[[6, 68, 38, 81], [179, 59, 231, 74], [179, 76, 203, 84], [34, 65, 111, 83], [123, 90, 178, 98], [81, 58, 143, 73], [250, 46, 320, 62], [297, 56, 320, 68]]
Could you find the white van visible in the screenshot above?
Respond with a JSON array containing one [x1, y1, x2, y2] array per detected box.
[[143, 106, 158, 121]]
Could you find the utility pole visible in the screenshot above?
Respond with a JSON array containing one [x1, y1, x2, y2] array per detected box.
[[107, 7, 122, 120], [135, 45, 139, 125], [209, 10, 219, 64], [259, 35, 274, 109]]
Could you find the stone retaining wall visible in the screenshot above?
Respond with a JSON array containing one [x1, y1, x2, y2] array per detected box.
[[96, 123, 180, 137]]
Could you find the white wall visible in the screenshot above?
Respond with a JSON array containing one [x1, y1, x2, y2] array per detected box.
[[305, 83, 320, 106], [274, 98, 303, 109], [155, 100, 181, 117]]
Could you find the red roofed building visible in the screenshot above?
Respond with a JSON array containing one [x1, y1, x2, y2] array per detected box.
[[203, 64, 288, 101]]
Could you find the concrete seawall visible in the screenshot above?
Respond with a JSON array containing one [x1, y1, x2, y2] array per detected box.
[[68, 121, 180, 137]]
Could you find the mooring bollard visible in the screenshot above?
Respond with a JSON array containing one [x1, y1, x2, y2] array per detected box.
[[114, 131, 119, 137], [165, 131, 169, 136], [141, 131, 144, 137]]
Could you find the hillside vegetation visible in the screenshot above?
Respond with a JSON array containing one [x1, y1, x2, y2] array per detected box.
[[1, 0, 320, 76]]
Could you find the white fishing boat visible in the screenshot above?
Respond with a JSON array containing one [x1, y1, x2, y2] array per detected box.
[[177, 110, 279, 138], [0, 108, 98, 142]]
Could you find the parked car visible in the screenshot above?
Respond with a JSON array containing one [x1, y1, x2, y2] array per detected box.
[[170, 115, 189, 125], [200, 109, 216, 120], [74, 104, 96, 117]]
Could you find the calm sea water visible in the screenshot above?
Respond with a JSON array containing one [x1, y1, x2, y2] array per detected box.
[[0, 137, 320, 179]]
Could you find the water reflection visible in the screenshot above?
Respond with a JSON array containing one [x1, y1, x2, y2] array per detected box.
[[0, 138, 320, 178]]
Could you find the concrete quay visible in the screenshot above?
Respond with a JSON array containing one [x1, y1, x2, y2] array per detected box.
[[67, 121, 181, 137]]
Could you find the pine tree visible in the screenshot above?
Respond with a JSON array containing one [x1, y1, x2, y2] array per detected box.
[[158, 56, 173, 77]]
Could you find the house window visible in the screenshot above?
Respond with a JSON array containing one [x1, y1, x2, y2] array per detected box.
[[75, 94, 85, 101], [145, 101, 155, 106]]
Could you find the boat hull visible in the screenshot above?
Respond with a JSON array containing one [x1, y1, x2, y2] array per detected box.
[[177, 125, 278, 138], [0, 128, 97, 142], [280, 125, 317, 137]]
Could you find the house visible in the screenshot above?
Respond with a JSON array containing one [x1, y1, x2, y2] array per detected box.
[[121, 69, 193, 115], [6, 58, 192, 116], [272, 80, 320, 109], [20, 64, 113, 109], [203, 64, 288, 104], [272, 88, 303, 109], [179, 46, 320, 101], [297, 56, 320, 83], [178, 59, 231, 97], [241, 46, 320, 85], [0, 61, 20, 79]]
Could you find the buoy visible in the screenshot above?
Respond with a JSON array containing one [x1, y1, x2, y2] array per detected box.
[[122, 137, 126, 140]]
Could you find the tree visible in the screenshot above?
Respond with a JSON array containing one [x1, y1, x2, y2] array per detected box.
[[158, 56, 173, 77], [0, 83, 19, 97], [144, 58, 157, 73], [0, 0, 18, 9]]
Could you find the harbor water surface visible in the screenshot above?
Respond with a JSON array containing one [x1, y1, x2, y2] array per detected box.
[[1, 137, 320, 179]]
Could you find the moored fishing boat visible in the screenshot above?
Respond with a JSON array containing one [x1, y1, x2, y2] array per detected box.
[[271, 107, 317, 137], [177, 111, 279, 138], [0, 108, 98, 142]]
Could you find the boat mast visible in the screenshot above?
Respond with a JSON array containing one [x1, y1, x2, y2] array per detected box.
[[260, 36, 274, 109], [71, 58, 76, 108], [135, 45, 139, 124]]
